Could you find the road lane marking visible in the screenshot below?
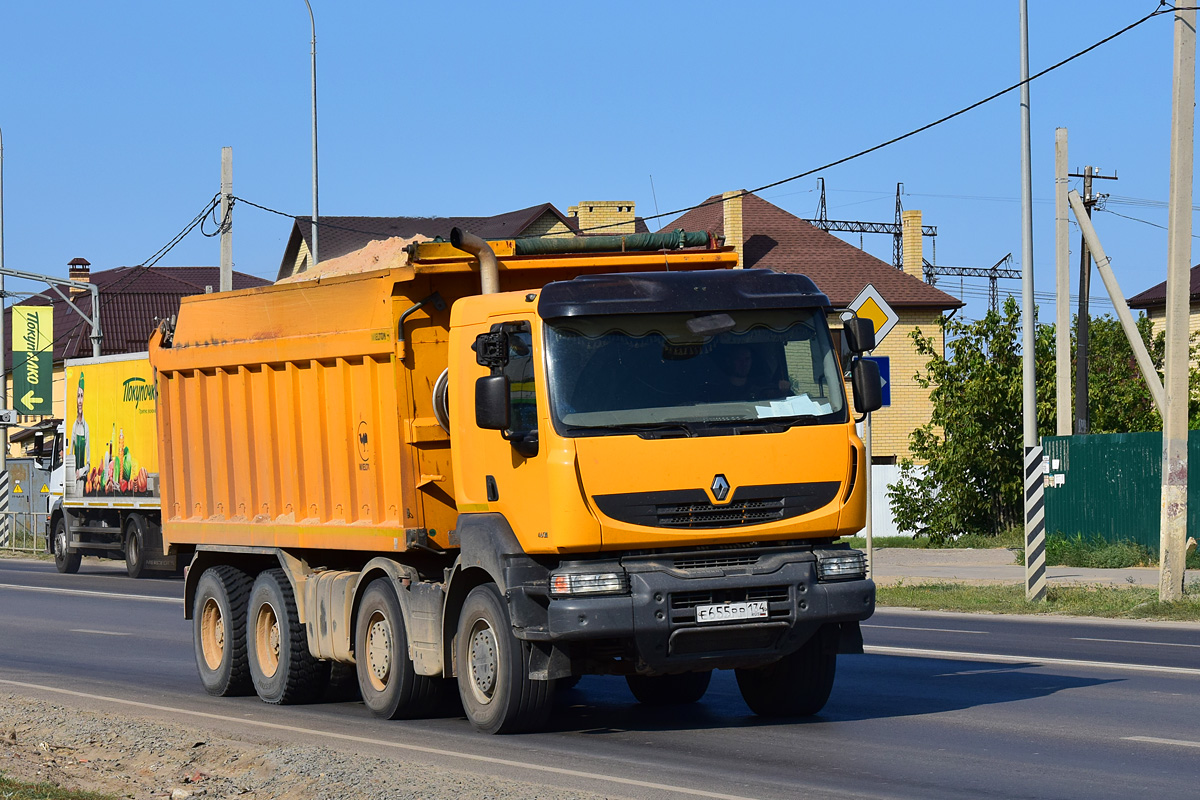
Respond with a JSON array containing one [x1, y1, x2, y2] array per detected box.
[[864, 624, 986, 635], [1123, 736, 1200, 749], [0, 582, 179, 604], [0, 678, 761, 800], [866, 645, 1200, 676], [1072, 637, 1200, 649], [70, 629, 132, 636]]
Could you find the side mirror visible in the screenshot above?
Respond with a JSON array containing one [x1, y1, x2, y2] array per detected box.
[[475, 375, 510, 430], [851, 358, 883, 414], [843, 318, 876, 354]]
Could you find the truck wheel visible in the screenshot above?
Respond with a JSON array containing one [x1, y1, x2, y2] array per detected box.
[[53, 517, 81, 574], [626, 670, 712, 705], [246, 568, 329, 704], [124, 515, 147, 579], [194, 565, 254, 696], [354, 578, 443, 719], [456, 583, 554, 734], [735, 632, 837, 717]]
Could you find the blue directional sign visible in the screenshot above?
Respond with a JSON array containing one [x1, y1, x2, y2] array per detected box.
[[863, 356, 890, 407]]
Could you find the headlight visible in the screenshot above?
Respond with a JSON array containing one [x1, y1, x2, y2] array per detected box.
[[549, 571, 629, 597], [816, 550, 866, 582]]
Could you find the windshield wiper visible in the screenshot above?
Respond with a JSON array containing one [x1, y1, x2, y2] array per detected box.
[[570, 421, 697, 438]]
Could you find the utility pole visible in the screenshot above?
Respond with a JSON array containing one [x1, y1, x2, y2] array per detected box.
[[0, 125, 7, 545], [1055, 130, 1071, 436], [220, 147, 232, 293], [1067, 165, 1118, 434], [1161, 4, 1194, 603], [304, 0, 319, 267], [1019, 0, 1045, 602]]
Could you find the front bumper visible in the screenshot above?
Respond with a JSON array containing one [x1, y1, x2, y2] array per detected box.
[[539, 550, 875, 672]]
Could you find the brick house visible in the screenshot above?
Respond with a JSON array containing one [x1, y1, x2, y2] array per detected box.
[[663, 192, 962, 463], [1128, 264, 1200, 348]]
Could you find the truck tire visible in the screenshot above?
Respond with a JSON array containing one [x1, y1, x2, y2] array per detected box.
[[53, 517, 81, 575], [124, 515, 148, 579], [194, 565, 254, 696], [626, 670, 712, 706], [735, 632, 836, 717], [246, 568, 329, 704], [354, 578, 444, 719], [455, 583, 554, 734]]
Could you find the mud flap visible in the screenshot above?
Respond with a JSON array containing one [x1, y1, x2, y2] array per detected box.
[[837, 620, 864, 654]]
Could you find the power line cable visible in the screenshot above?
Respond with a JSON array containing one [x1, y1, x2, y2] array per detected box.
[[554, 2, 1177, 235], [230, 4, 1179, 243]]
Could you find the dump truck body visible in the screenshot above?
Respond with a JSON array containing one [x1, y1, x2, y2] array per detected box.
[[151, 233, 878, 732]]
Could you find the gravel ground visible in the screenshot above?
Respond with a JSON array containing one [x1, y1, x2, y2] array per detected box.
[[0, 693, 616, 800]]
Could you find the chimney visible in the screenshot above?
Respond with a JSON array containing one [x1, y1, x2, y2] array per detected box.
[[723, 191, 744, 268], [568, 201, 637, 235], [901, 210, 923, 280], [67, 258, 91, 295]]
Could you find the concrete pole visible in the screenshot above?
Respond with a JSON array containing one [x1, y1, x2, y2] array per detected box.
[[304, 0, 319, 267], [1055, 129, 1071, 436], [1020, 0, 1046, 602], [220, 147, 232, 293], [89, 284, 101, 359], [1161, 6, 1195, 602], [1068, 190, 1166, 415], [0, 125, 7, 514]]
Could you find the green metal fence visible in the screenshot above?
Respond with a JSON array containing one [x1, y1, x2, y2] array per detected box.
[[1042, 432, 1200, 552]]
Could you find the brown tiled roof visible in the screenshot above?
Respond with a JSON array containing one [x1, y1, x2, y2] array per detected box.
[[662, 193, 962, 309], [282, 203, 582, 279], [1128, 264, 1200, 309], [4, 266, 270, 368]]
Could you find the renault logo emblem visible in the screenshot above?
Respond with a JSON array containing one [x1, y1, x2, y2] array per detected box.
[[711, 474, 731, 502]]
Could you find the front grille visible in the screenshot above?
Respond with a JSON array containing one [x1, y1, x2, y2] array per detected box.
[[673, 554, 760, 570], [658, 498, 784, 529], [592, 481, 841, 530], [671, 585, 790, 609]]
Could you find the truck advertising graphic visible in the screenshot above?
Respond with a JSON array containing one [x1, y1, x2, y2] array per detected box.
[[50, 352, 171, 578], [64, 355, 157, 502]]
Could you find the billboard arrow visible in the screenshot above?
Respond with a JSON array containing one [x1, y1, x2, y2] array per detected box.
[[20, 389, 41, 409]]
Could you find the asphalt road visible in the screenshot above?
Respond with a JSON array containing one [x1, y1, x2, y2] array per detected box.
[[2, 556, 1199, 800]]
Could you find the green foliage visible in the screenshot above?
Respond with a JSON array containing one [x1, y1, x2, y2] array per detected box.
[[876, 582, 1200, 621], [1011, 533, 1153, 569], [887, 302, 1198, 544], [1083, 315, 1165, 433], [887, 299, 1044, 543]]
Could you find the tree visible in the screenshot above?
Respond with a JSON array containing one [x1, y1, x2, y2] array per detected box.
[[884, 303, 1185, 543], [887, 299, 1047, 542]]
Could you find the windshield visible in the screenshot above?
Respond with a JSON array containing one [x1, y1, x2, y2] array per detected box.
[[545, 309, 846, 436]]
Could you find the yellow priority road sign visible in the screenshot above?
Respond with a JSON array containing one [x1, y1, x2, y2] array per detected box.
[[848, 283, 899, 347]]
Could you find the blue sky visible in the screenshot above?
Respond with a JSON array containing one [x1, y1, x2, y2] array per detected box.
[[0, 1, 1192, 321]]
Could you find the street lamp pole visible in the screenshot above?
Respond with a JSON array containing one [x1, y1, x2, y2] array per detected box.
[[304, 0, 319, 267], [1, 125, 7, 477]]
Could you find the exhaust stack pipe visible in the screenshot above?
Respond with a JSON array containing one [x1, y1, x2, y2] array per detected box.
[[450, 227, 499, 295]]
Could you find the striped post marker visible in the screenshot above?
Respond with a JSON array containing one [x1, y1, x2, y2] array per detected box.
[[0, 470, 9, 548], [1025, 445, 1047, 601]]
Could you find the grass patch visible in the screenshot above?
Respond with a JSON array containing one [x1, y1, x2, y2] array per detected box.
[[878, 581, 1200, 621], [0, 775, 117, 800], [846, 526, 1023, 552], [1010, 532, 1200, 570]]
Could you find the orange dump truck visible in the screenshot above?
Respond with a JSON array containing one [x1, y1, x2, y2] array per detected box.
[[149, 229, 882, 733]]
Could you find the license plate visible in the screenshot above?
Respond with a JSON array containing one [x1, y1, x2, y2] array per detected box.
[[695, 600, 769, 623]]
